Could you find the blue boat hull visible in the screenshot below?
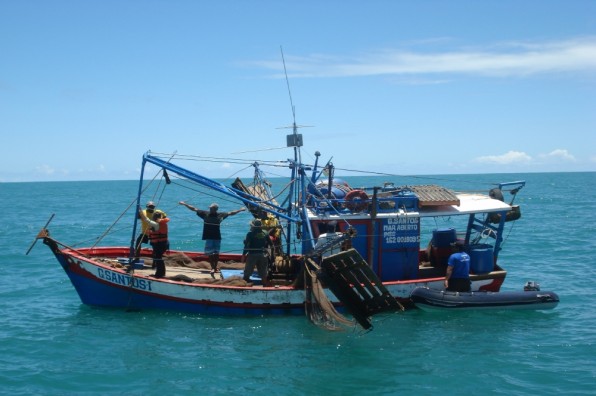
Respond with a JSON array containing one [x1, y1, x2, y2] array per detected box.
[[410, 287, 559, 311]]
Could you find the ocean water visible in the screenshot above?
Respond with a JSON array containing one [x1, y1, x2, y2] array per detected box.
[[1, 172, 595, 395]]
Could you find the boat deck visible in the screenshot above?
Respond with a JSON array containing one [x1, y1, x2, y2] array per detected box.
[[108, 255, 504, 287], [111, 256, 292, 287]]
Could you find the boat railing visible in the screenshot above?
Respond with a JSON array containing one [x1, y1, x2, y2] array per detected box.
[[310, 191, 419, 215]]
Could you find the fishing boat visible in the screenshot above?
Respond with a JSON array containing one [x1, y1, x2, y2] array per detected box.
[[31, 114, 534, 330], [410, 284, 559, 311]]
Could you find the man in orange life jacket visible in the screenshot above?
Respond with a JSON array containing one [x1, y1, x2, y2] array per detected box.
[[135, 201, 166, 260], [138, 208, 170, 278]]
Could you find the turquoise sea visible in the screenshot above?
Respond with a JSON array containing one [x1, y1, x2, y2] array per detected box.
[[1, 172, 595, 395]]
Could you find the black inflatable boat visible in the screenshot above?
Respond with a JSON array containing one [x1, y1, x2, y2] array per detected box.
[[410, 286, 559, 311]]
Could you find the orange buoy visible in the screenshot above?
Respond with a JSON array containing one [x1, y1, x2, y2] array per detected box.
[[345, 189, 369, 212]]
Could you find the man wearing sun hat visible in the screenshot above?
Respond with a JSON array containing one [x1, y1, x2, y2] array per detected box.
[[179, 200, 246, 275], [242, 219, 273, 286]]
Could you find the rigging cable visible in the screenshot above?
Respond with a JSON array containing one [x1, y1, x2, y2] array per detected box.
[[89, 169, 166, 248]]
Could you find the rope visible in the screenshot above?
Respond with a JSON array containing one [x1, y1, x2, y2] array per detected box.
[[148, 151, 510, 193], [44, 236, 94, 258], [90, 169, 165, 248]]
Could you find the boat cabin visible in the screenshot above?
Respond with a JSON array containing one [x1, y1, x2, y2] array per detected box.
[[304, 181, 522, 283]]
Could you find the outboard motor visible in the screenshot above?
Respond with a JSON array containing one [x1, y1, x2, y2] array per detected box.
[[524, 281, 541, 291], [489, 187, 505, 202]]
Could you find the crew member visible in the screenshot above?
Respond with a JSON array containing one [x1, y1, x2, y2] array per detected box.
[[444, 240, 471, 292], [258, 209, 281, 258], [179, 201, 245, 275], [242, 219, 273, 287], [139, 209, 170, 278], [135, 201, 166, 261]]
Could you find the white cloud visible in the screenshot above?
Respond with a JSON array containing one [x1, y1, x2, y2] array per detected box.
[[539, 149, 576, 162], [475, 151, 532, 165], [256, 37, 596, 79], [36, 164, 55, 175]]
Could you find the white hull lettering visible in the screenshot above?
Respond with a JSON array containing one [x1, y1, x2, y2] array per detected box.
[[387, 217, 419, 225], [384, 235, 421, 244], [383, 224, 419, 232], [97, 268, 152, 291]]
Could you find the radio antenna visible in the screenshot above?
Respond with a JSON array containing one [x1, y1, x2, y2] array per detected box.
[[278, 46, 309, 150], [280, 46, 296, 125]]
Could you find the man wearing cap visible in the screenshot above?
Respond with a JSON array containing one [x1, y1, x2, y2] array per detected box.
[[179, 201, 246, 275], [135, 201, 166, 261], [257, 208, 281, 257], [138, 208, 170, 278], [242, 219, 273, 287], [444, 240, 471, 292]]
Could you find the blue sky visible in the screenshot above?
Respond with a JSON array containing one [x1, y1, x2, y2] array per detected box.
[[1, 1, 595, 182]]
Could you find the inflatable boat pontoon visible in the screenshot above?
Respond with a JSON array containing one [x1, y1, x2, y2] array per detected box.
[[410, 287, 559, 311]]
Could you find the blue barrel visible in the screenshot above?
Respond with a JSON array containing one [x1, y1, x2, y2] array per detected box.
[[432, 228, 457, 248], [468, 244, 494, 273], [328, 186, 348, 199], [313, 185, 348, 199]]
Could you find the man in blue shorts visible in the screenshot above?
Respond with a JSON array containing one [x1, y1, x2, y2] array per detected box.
[[179, 201, 245, 275], [444, 240, 471, 292]]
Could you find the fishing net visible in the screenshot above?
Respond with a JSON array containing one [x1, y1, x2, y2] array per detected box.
[[304, 259, 355, 331], [305, 249, 405, 331]]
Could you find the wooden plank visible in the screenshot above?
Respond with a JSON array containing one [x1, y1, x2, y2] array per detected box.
[[320, 249, 403, 329], [409, 185, 460, 207]]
